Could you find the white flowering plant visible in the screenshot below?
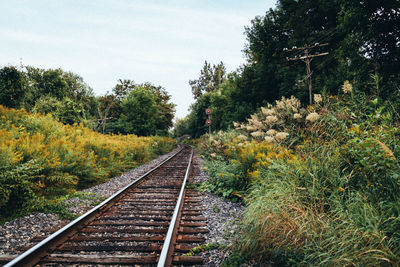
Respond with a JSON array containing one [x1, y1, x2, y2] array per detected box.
[[234, 95, 326, 145]]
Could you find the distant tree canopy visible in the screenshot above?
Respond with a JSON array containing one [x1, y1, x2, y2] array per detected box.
[[0, 66, 25, 109], [175, 0, 400, 138], [117, 86, 157, 136], [99, 80, 176, 136], [189, 61, 227, 99], [0, 65, 96, 125], [0, 66, 175, 136]]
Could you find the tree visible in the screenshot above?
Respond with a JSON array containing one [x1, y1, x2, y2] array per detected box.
[[32, 95, 62, 115], [31, 96, 83, 125], [243, 0, 343, 103], [97, 94, 119, 134], [138, 83, 176, 135], [16, 65, 99, 124], [184, 93, 213, 138], [338, 0, 400, 97], [113, 79, 135, 101], [108, 80, 175, 136], [117, 87, 157, 136], [182, 0, 399, 138], [27, 67, 69, 100], [62, 71, 97, 118], [189, 61, 227, 99], [172, 117, 191, 138], [0, 66, 26, 109], [57, 98, 84, 125]]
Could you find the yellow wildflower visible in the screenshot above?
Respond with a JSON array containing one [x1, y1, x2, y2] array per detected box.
[[261, 107, 269, 116]]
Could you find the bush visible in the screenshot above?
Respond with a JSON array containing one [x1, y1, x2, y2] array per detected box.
[[0, 105, 176, 219], [198, 132, 296, 200], [239, 149, 400, 266], [0, 162, 38, 217], [198, 80, 400, 265]]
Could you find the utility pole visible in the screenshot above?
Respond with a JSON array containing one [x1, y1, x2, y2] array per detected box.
[[284, 43, 329, 104], [205, 108, 211, 137]]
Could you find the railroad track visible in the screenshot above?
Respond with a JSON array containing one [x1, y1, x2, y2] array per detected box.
[[4, 145, 207, 266]]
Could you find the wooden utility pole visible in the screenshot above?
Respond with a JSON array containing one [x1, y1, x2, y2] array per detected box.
[[285, 43, 329, 104], [205, 108, 211, 137]]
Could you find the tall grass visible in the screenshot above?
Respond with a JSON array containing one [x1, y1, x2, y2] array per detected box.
[[198, 84, 400, 266], [241, 148, 400, 266]]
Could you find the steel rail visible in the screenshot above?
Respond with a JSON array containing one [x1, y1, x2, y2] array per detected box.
[[157, 146, 194, 267], [4, 146, 184, 267]]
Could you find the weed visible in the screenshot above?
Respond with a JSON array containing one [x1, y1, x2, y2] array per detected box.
[[212, 205, 221, 213], [183, 242, 221, 256], [197, 79, 400, 265], [186, 182, 209, 192], [0, 105, 176, 219], [221, 251, 250, 267]]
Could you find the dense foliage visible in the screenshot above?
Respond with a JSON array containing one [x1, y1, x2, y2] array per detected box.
[[176, 0, 399, 138], [0, 66, 176, 135], [0, 105, 175, 219], [198, 79, 400, 265], [0, 65, 97, 125], [98, 80, 175, 135], [180, 2, 399, 264], [189, 61, 226, 100]]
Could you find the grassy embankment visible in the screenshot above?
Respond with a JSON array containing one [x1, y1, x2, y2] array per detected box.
[[0, 105, 175, 221], [198, 81, 400, 266]]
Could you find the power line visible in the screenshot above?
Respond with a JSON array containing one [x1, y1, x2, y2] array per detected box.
[[284, 43, 329, 104], [283, 27, 340, 58]]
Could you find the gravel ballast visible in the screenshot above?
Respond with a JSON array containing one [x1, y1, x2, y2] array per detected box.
[[0, 147, 244, 266], [0, 148, 180, 257], [191, 154, 244, 266]]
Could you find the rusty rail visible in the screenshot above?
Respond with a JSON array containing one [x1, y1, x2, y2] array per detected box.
[[3, 145, 206, 266], [157, 147, 193, 266]]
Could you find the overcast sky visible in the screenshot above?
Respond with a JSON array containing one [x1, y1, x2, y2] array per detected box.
[[0, 0, 276, 119]]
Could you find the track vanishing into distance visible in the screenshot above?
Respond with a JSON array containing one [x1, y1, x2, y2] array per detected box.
[[4, 145, 207, 266]]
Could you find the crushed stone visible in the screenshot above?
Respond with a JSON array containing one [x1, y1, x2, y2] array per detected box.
[[1, 148, 245, 266]]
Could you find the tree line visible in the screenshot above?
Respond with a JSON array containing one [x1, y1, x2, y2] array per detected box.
[[174, 0, 399, 138], [0, 65, 175, 136]]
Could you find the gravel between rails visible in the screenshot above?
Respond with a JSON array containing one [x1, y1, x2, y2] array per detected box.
[[0, 148, 180, 256], [1, 147, 244, 267], [191, 153, 244, 266]]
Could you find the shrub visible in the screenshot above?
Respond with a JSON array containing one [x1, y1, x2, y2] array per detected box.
[[0, 105, 176, 219], [198, 80, 400, 265]]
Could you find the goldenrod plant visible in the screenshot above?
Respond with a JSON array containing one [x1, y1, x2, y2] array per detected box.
[[0, 105, 175, 219]]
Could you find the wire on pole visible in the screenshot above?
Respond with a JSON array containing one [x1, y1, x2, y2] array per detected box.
[[284, 43, 329, 104]]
